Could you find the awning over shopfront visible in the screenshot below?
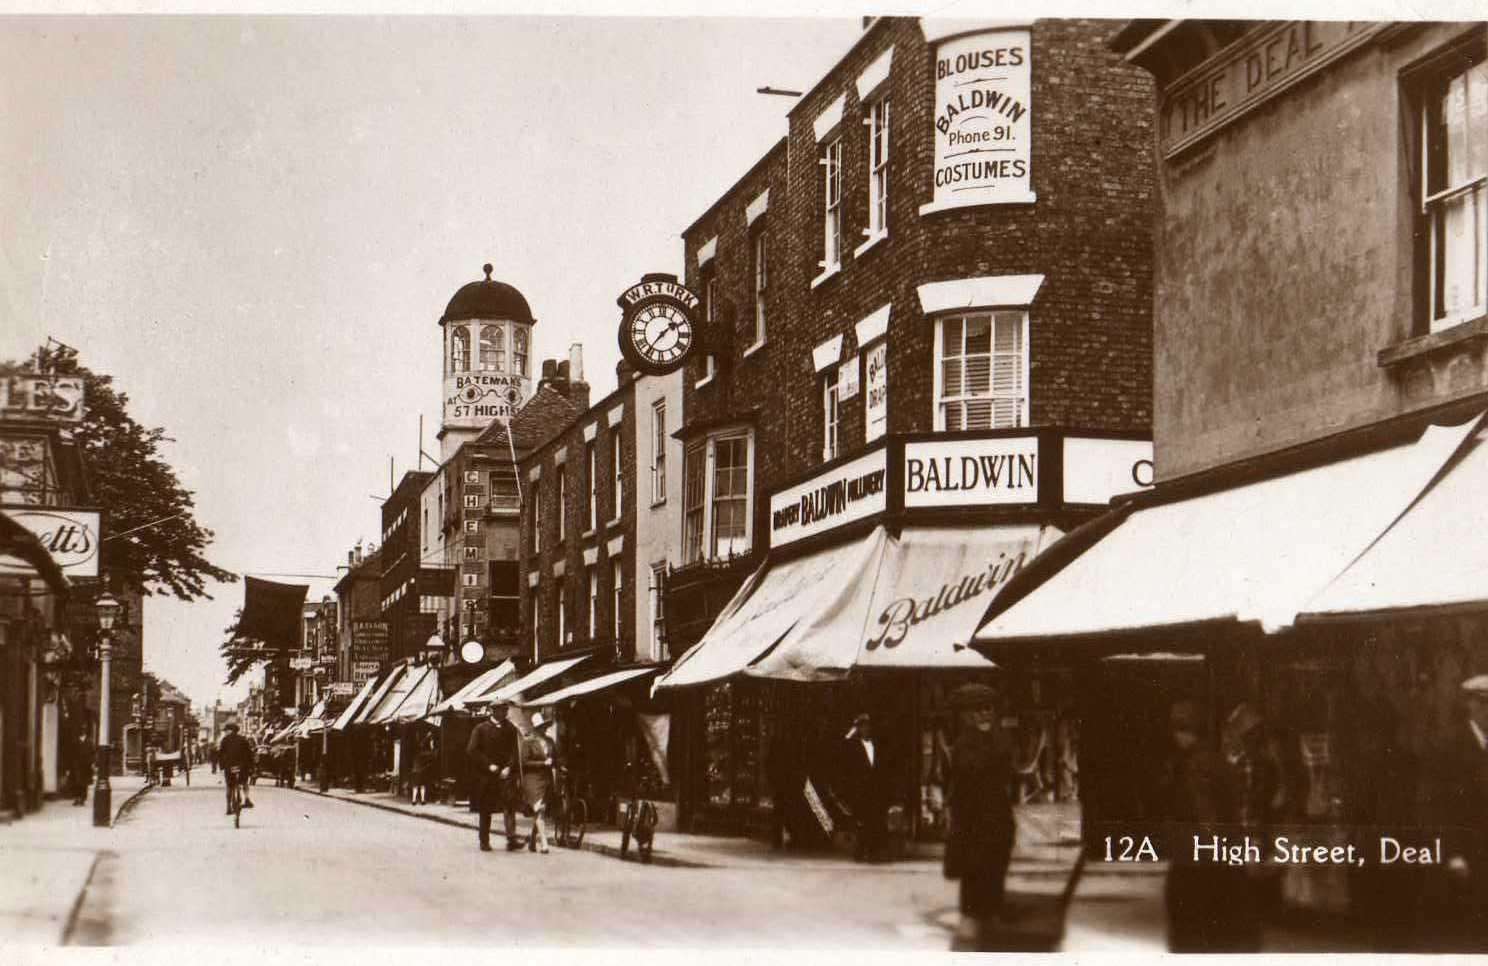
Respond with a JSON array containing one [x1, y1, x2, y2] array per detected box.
[[974, 415, 1482, 648], [331, 675, 381, 732], [520, 666, 659, 707], [0, 509, 70, 594], [428, 661, 516, 716], [268, 719, 303, 746], [656, 534, 886, 689], [468, 654, 590, 707], [1300, 421, 1488, 622], [763, 524, 1058, 679], [366, 665, 433, 725], [295, 699, 328, 738], [656, 524, 1057, 688], [352, 665, 410, 726], [388, 666, 440, 723]]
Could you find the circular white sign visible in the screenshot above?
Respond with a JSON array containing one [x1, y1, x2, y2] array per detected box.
[[460, 640, 486, 664]]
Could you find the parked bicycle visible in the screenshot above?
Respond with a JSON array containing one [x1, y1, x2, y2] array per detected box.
[[619, 796, 658, 863], [551, 765, 587, 849]]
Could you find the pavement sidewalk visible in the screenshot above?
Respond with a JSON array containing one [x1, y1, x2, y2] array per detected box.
[[292, 783, 1087, 884], [0, 775, 152, 945]]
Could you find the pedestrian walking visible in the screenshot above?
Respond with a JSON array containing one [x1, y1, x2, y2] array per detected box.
[[1163, 698, 1258, 952], [411, 733, 438, 805], [69, 728, 92, 806], [944, 683, 1016, 950], [840, 712, 889, 862], [521, 712, 556, 853], [466, 701, 522, 852]]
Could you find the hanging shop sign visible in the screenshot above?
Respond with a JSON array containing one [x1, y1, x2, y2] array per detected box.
[[770, 447, 888, 548], [289, 656, 314, 671], [2, 506, 101, 577], [352, 661, 381, 682], [0, 372, 85, 423], [616, 273, 702, 376], [329, 682, 357, 697], [925, 28, 1034, 212], [903, 436, 1039, 508]]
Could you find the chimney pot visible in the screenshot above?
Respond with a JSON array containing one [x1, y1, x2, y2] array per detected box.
[[542, 359, 558, 380], [569, 343, 584, 383]]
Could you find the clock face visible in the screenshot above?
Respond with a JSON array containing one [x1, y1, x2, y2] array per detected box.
[[628, 302, 694, 369]]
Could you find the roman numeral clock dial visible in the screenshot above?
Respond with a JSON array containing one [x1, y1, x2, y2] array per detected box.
[[616, 275, 703, 377]]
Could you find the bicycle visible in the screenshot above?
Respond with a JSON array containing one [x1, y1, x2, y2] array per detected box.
[[226, 766, 246, 828], [551, 766, 587, 849], [619, 797, 658, 863]]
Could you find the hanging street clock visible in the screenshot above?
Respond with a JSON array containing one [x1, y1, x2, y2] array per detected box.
[[617, 273, 703, 376]]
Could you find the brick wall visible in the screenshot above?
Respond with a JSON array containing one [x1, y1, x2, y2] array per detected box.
[[519, 380, 638, 664], [681, 17, 1155, 542]]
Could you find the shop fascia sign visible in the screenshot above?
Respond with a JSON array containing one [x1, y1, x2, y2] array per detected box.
[[903, 433, 1154, 509], [904, 437, 1040, 508], [0, 372, 85, 423], [2, 505, 102, 577], [770, 448, 888, 548]]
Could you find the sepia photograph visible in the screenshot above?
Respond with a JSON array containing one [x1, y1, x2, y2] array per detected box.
[[3, 1, 1488, 957]]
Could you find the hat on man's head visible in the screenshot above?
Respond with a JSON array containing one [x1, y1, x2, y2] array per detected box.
[[948, 682, 998, 710], [223, 721, 239, 732], [853, 712, 871, 726], [531, 711, 552, 729], [1462, 675, 1488, 697], [485, 700, 509, 715]]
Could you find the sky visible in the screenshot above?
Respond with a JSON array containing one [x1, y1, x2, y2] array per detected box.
[[0, 13, 877, 710], [0, 1, 1464, 712]]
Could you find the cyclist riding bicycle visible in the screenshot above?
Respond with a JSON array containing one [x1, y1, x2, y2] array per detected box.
[[218, 722, 257, 815]]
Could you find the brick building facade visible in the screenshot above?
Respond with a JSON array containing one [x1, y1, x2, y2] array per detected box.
[[661, 17, 1158, 835]]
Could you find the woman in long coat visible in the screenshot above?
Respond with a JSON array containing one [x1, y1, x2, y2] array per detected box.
[[945, 684, 1017, 949], [521, 712, 557, 853]]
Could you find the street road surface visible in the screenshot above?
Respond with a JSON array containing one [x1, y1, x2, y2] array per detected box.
[[66, 778, 957, 948]]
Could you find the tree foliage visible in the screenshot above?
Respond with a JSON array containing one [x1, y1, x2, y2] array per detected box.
[[217, 608, 271, 686], [22, 344, 237, 599]]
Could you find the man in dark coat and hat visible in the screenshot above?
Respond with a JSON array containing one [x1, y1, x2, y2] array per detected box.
[[1163, 697, 1258, 952], [945, 683, 1017, 950], [841, 712, 889, 862], [467, 700, 523, 852]]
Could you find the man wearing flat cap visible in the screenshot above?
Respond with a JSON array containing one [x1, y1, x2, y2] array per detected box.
[[467, 701, 523, 852]]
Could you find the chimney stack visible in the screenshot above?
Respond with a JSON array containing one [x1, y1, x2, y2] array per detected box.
[[568, 343, 584, 383]]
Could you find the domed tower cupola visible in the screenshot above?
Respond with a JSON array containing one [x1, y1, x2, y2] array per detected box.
[[438, 263, 537, 461]]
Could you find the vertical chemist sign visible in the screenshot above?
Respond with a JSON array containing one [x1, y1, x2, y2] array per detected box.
[[929, 29, 1034, 210]]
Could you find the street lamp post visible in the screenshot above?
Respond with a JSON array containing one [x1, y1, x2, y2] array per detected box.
[[92, 592, 121, 828]]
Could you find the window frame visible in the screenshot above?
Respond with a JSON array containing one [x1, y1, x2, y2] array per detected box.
[[585, 440, 598, 533], [450, 323, 471, 372], [698, 275, 718, 386], [612, 557, 623, 643], [822, 367, 841, 462], [867, 95, 891, 237], [557, 468, 567, 543], [611, 430, 623, 521], [649, 563, 667, 662], [821, 136, 844, 271], [709, 433, 751, 560], [1416, 40, 1488, 332], [478, 321, 506, 372], [529, 478, 541, 554], [932, 311, 1031, 431], [752, 229, 769, 347], [651, 399, 667, 506], [586, 565, 598, 640]]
